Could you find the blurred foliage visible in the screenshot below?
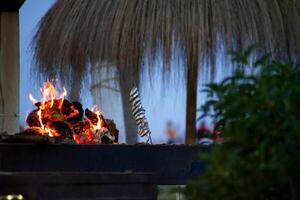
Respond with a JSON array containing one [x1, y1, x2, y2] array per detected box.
[[184, 47, 300, 200]]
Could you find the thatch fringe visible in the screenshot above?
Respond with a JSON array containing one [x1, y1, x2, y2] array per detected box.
[[32, 0, 300, 92]]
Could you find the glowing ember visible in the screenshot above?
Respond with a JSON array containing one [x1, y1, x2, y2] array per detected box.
[[25, 81, 118, 144]]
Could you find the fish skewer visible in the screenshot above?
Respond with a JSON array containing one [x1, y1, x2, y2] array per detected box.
[[130, 87, 152, 144]]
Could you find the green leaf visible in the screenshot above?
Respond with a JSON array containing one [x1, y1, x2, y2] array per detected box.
[[184, 47, 300, 200]]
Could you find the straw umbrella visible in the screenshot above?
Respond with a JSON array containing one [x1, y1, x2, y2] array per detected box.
[[32, 0, 300, 144]]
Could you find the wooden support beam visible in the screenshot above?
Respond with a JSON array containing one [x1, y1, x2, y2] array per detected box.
[[185, 56, 199, 144], [0, 0, 25, 12], [0, 11, 21, 134], [119, 74, 138, 144]]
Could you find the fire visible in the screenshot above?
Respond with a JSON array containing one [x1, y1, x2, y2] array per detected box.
[[29, 94, 37, 104], [28, 81, 67, 137], [25, 80, 117, 144], [90, 105, 104, 130], [34, 81, 67, 110], [37, 109, 44, 130], [59, 87, 67, 109]]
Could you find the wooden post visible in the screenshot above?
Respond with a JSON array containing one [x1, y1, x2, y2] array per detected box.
[[0, 1, 25, 134], [119, 73, 138, 144], [185, 57, 198, 144]]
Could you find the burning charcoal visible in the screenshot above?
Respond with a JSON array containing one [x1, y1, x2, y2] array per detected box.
[[91, 128, 115, 144], [85, 108, 98, 124], [72, 133, 81, 144], [29, 99, 66, 124], [73, 129, 95, 144], [46, 121, 73, 138], [34, 102, 42, 108], [26, 109, 41, 127], [85, 108, 107, 127], [73, 101, 84, 116], [53, 98, 64, 108], [22, 127, 45, 136], [24, 81, 120, 144], [1, 129, 56, 144], [62, 99, 72, 107], [71, 120, 90, 135], [62, 99, 77, 118], [66, 101, 84, 123], [99, 114, 107, 127], [101, 134, 114, 144], [61, 99, 73, 115], [71, 120, 95, 144], [61, 100, 82, 122], [42, 107, 66, 123], [35, 99, 63, 110], [105, 119, 119, 143]]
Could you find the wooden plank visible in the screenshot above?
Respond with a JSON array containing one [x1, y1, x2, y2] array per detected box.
[[0, 12, 20, 134], [0, 144, 208, 185]]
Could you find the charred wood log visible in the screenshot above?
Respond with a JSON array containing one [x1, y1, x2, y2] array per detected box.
[[0, 130, 56, 144], [45, 121, 73, 138], [101, 134, 114, 144], [26, 109, 40, 127], [68, 101, 84, 123], [62, 100, 83, 123], [85, 108, 98, 124], [105, 119, 119, 143], [85, 108, 107, 127], [23, 98, 118, 144], [71, 120, 90, 135], [42, 107, 66, 123]]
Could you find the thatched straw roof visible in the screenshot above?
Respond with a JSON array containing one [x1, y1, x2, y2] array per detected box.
[[33, 0, 300, 89], [32, 0, 300, 143]]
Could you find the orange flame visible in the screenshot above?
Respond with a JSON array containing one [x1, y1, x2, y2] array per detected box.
[[28, 81, 67, 137], [90, 105, 103, 130], [37, 109, 44, 130], [58, 87, 67, 109]]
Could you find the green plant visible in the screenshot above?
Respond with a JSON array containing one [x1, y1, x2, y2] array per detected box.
[[184, 48, 300, 200]]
